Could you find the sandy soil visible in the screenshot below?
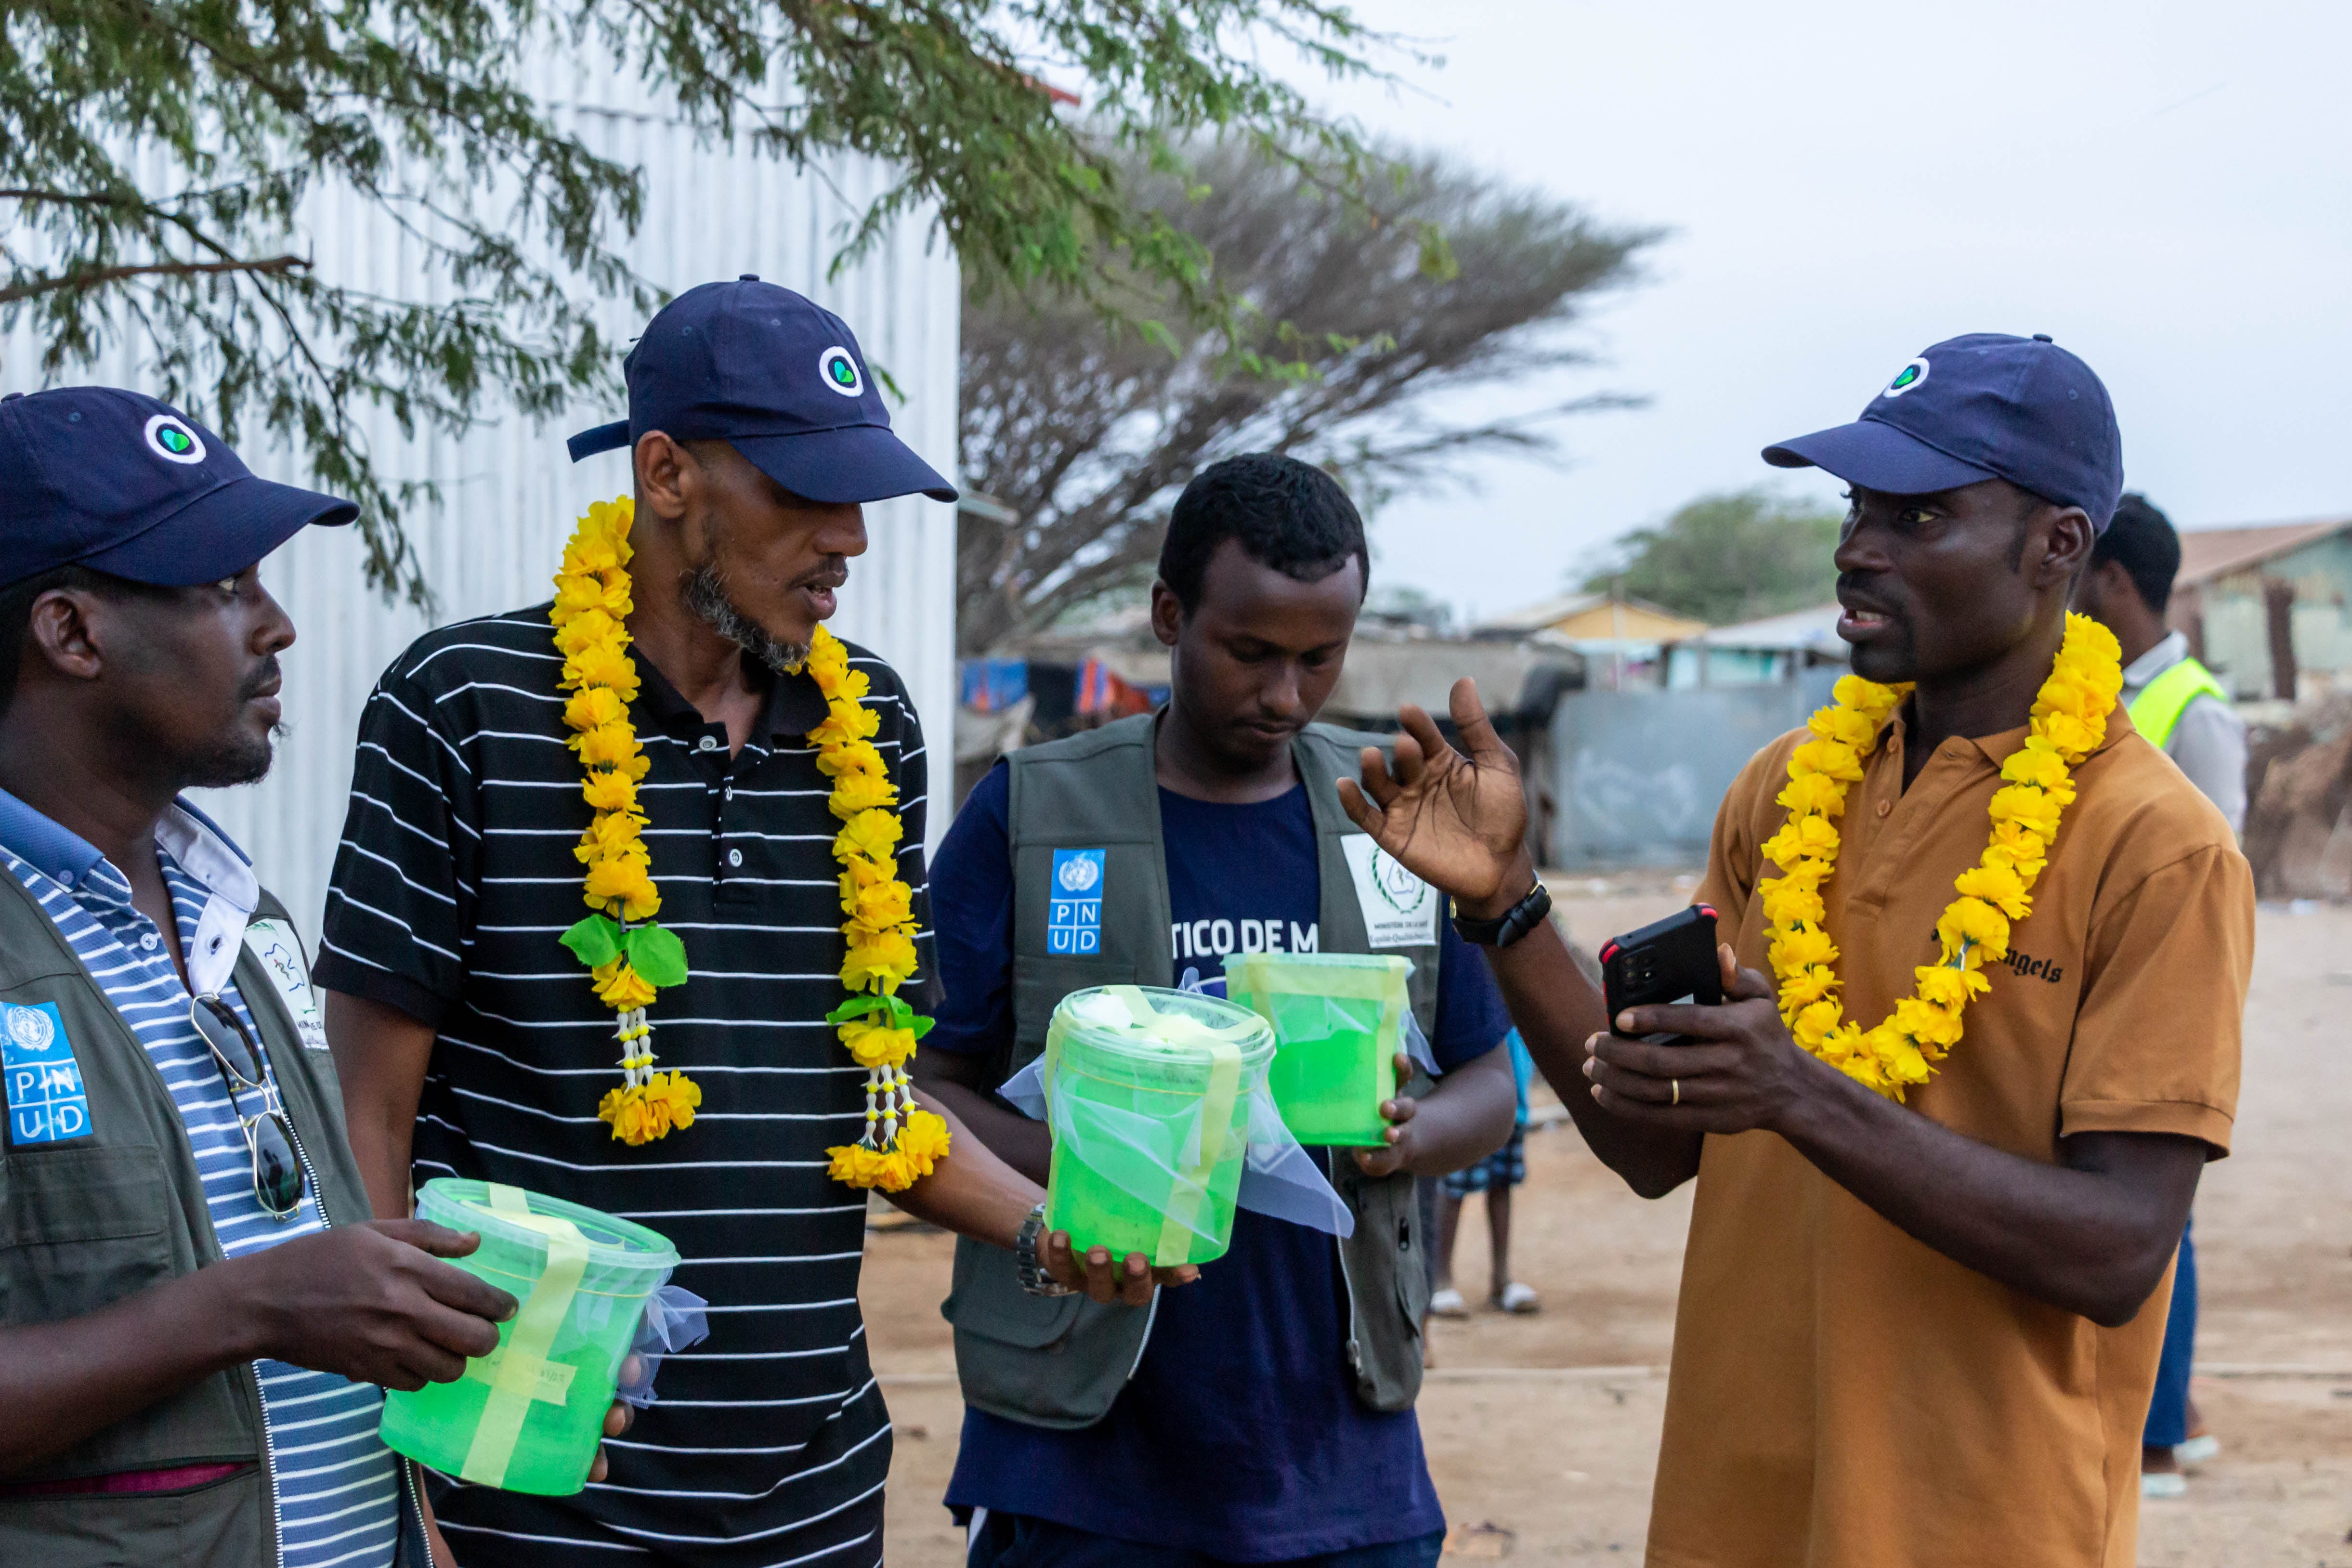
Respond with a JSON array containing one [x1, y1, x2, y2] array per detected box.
[[858, 889, 2352, 1566]]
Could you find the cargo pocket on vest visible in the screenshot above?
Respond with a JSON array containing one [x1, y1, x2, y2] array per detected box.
[[943, 1238, 1142, 1430], [0, 1144, 171, 1326], [0, 1458, 262, 1568]]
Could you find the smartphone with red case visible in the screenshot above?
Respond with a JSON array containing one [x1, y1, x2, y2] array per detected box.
[[1598, 905, 1722, 1039]]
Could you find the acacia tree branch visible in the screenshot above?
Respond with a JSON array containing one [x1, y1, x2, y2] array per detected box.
[[0, 253, 309, 305]]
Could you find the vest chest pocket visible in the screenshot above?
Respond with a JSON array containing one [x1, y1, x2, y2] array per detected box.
[[0, 1144, 171, 1327]]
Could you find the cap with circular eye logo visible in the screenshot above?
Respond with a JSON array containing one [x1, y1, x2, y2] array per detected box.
[[144, 413, 208, 464], [563, 277, 955, 505], [817, 346, 864, 398], [1882, 358, 1930, 398], [0, 387, 355, 591]]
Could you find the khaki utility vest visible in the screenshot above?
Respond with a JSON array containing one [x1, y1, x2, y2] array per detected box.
[[941, 713, 1443, 1428], [0, 871, 433, 1568]]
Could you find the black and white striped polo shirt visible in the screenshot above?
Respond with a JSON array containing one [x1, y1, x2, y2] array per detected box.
[[314, 606, 934, 1568]]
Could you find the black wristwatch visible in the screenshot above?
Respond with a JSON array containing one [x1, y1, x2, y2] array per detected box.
[[1451, 880, 1553, 949], [1015, 1202, 1075, 1298]]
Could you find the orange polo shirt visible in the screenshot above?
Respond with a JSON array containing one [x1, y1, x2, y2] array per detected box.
[[1650, 703, 2251, 1568]]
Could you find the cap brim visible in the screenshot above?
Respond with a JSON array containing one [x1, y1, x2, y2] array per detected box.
[[732, 425, 957, 505], [78, 474, 357, 587], [567, 419, 631, 463], [1763, 416, 1997, 496]]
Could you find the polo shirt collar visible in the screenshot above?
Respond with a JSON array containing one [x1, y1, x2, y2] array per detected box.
[[1882, 693, 2139, 774], [633, 651, 830, 740], [0, 783, 103, 888]]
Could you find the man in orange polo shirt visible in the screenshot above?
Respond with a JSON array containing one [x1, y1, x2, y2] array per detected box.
[[1337, 333, 2252, 1568]]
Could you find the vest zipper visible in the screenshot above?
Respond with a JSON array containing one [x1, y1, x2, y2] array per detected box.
[[1123, 1288, 1163, 1383], [258, 1072, 333, 1568]]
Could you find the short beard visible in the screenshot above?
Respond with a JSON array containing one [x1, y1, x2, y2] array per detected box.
[[182, 722, 280, 790], [681, 563, 809, 675]]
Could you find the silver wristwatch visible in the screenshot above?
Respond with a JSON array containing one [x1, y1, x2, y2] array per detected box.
[[1015, 1201, 1076, 1297]]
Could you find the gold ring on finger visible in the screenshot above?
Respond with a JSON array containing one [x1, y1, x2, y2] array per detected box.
[[1672, 1078, 1681, 1107]]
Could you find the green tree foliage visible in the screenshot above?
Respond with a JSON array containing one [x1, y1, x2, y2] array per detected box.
[[2, 0, 1418, 602], [959, 140, 1655, 653], [1584, 488, 1842, 626]]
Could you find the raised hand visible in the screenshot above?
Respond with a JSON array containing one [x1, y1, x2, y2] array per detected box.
[[1335, 677, 1532, 912]]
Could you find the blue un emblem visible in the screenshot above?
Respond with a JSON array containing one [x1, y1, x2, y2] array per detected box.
[[3, 1002, 91, 1146], [1047, 849, 1107, 955]]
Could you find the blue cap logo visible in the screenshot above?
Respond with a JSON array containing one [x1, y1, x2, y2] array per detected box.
[[817, 346, 863, 399], [1882, 358, 1931, 399], [143, 413, 207, 465]]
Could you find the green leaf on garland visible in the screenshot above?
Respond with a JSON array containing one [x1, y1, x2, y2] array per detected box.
[[559, 914, 622, 968], [824, 995, 889, 1026], [910, 1014, 936, 1040], [623, 923, 690, 988]]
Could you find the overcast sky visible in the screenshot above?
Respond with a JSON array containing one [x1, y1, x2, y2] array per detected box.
[[1297, 0, 2352, 626]]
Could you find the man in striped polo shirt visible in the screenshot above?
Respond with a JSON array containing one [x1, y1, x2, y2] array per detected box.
[[318, 280, 1159, 1567], [0, 387, 536, 1568]]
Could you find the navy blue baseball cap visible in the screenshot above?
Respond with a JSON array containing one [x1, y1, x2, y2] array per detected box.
[[1763, 332, 2125, 532], [567, 276, 956, 505], [0, 388, 356, 592]]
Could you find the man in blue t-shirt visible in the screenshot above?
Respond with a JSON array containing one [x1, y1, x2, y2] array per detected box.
[[917, 454, 1517, 1567]]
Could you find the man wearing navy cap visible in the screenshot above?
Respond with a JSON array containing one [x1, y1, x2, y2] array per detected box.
[[0, 389, 544, 1568], [1334, 334, 2253, 1566], [317, 281, 1171, 1567]]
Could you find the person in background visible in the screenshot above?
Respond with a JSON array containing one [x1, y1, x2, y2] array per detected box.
[[1431, 1028, 1540, 1317], [2072, 490, 2246, 1497], [0, 388, 537, 1568], [915, 453, 1518, 1568]]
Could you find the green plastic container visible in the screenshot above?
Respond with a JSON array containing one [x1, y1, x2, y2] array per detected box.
[[1042, 985, 1275, 1267], [1224, 952, 1410, 1147], [379, 1179, 679, 1495]]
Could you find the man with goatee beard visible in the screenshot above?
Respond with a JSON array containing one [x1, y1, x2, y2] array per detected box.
[[316, 281, 1175, 1567]]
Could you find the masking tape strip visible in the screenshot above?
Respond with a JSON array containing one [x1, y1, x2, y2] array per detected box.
[[1226, 954, 1409, 1003], [1155, 1032, 1242, 1266], [460, 1183, 590, 1488]]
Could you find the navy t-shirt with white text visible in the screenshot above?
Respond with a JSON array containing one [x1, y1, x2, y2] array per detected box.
[[926, 762, 1509, 1559]]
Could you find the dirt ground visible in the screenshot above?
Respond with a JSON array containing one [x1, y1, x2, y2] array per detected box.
[[859, 885, 2352, 1566]]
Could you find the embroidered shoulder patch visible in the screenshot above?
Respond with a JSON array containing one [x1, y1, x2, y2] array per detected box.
[[3, 1002, 91, 1145], [1340, 835, 1438, 949], [244, 919, 329, 1051], [1047, 849, 1107, 955]]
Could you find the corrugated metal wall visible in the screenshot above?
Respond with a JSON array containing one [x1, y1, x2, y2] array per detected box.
[[1, 65, 961, 937]]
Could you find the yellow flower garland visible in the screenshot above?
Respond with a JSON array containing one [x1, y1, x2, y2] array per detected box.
[[552, 498, 701, 1144], [806, 625, 952, 1192], [1759, 613, 2123, 1099]]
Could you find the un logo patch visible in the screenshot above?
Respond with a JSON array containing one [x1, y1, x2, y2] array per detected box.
[[1048, 849, 1106, 955]]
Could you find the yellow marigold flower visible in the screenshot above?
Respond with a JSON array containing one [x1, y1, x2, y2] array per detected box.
[[601, 1084, 660, 1145], [1831, 674, 1905, 720], [843, 928, 919, 993], [1935, 896, 2010, 964], [562, 529, 622, 576], [565, 686, 628, 734], [835, 808, 904, 863], [581, 769, 641, 814], [896, 1108, 951, 1169], [824, 1140, 891, 1188], [565, 641, 642, 702], [1987, 783, 2062, 839], [554, 608, 621, 656], [842, 876, 914, 928], [1761, 813, 1841, 870], [643, 1070, 701, 1132], [577, 721, 643, 770], [1808, 705, 1880, 749], [585, 860, 661, 921], [2000, 737, 2071, 791], [592, 957, 658, 1010], [1953, 862, 2030, 919], [1913, 964, 1991, 1010], [2037, 710, 2101, 759], [1892, 994, 1965, 1049], [1761, 877, 1827, 929], [811, 703, 882, 749], [839, 1018, 917, 1068], [829, 771, 899, 819], [1777, 964, 1838, 1012], [554, 569, 632, 622], [1789, 738, 1865, 784], [1790, 999, 1843, 1050], [575, 811, 648, 862], [837, 858, 894, 903], [1985, 820, 2049, 876], [1775, 772, 1850, 817], [1769, 925, 1838, 972]]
